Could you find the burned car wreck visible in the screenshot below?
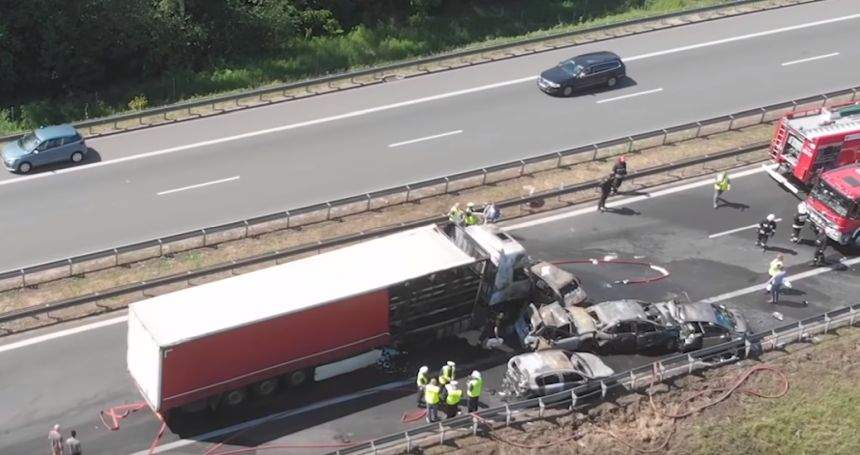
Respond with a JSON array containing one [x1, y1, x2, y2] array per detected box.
[[503, 349, 614, 400]]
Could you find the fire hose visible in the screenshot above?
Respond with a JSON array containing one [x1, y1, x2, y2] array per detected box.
[[552, 258, 671, 285]]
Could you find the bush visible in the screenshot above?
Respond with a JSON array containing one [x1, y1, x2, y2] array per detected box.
[[127, 95, 149, 111]]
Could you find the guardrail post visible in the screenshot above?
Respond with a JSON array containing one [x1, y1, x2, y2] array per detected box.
[[744, 339, 752, 358], [591, 144, 599, 161], [626, 136, 634, 152], [439, 422, 446, 445], [325, 202, 333, 221], [758, 107, 766, 125], [790, 100, 798, 113], [371, 440, 377, 455], [851, 88, 858, 103], [694, 121, 702, 138], [556, 152, 563, 169], [518, 160, 526, 178], [472, 415, 479, 435], [538, 397, 545, 417], [629, 370, 636, 388], [687, 354, 695, 373], [849, 307, 856, 325], [570, 390, 578, 409], [660, 129, 668, 146], [405, 431, 412, 452], [443, 176, 450, 194], [505, 404, 511, 426], [823, 314, 831, 334], [481, 168, 487, 186], [728, 114, 736, 130], [797, 321, 805, 342], [600, 380, 608, 399], [405, 184, 412, 202]]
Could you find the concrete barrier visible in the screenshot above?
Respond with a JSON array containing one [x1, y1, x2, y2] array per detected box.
[[204, 223, 249, 246], [117, 242, 163, 266], [70, 252, 117, 275], [23, 261, 71, 286], [161, 232, 205, 255]]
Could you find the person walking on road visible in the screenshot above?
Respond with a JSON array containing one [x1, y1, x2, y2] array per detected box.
[[756, 214, 778, 249], [813, 229, 829, 266], [769, 253, 785, 278], [768, 266, 787, 305], [416, 366, 430, 407], [597, 175, 614, 212], [444, 381, 463, 418], [610, 156, 628, 194], [790, 203, 809, 243], [65, 430, 82, 455], [713, 171, 731, 209], [424, 379, 441, 423], [466, 371, 483, 413], [49, 424, 64, 455]]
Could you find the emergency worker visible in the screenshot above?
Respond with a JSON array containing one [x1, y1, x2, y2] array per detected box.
[[447, 203, 464, 226], [424, 379, 441, 422], [439, 361, 455, 385], [597, 174, 614, 212], [444, 381, 463, 418], [769, 254, 785, 278], [813, 230, 828, 266], [791, 203, 808, 243], [416, 366, 430, 407], [756, 214, 778, 249], [466, 371, 483, 413], [464, 203, 481, 226], [713, 171, 731, 208]]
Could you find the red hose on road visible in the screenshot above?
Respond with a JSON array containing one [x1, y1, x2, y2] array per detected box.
[[552, 258, 671, 284]]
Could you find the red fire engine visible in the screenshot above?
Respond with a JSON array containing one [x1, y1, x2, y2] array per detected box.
[[768, 102, 860, 191], [802, 163, 860, 247]]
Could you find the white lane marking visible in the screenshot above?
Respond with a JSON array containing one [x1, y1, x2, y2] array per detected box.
[[131, 378, 413, 455], [388, 130, 463, 148], [505, 165, 772, 231], [0, 13, 857, 190], [623, 14, 860, 62], [156, 175, 240, 196], [0, 316, 127, 354], [708, 218, 782, 239], [596, 88, 663, 104], [702, 256, 860, 304], [781, 52, 840, 66]]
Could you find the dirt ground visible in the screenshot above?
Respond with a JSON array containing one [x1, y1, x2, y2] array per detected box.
[[422, 327, 860, 455], [0, 123, 772, 333]]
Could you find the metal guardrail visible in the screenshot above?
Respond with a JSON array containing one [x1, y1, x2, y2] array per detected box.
[[330, 304, 860, 455], [0, 141, 768, 325], [0, 0, 816, 142], [1, 85, 856, 293]]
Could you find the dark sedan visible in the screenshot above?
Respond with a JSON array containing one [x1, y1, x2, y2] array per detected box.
[[537, 51, 626, 96]]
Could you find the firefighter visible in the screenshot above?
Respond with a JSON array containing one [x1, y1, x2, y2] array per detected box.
[[790, 203, 808, 243], [466, 371, 483, 413], [424, 379, 441, 422], [713, 171, 731, 209], [416, 366, 430, 407], [756, 214, 778, 249], [813, 230, 828, 266], [464, 203, 481, 226], [597, 174, 614, 212], [439, 361, 455, 386], [610, 156, 628, 194], [444, 380, 463, 418]]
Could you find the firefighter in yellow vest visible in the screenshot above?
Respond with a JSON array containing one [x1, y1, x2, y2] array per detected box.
[[439, 361, 455, 386], [466, 370, 483, 413], [424, 379, 441, 422], [713, 171, 731, 209], [464, 203, 481, 226], [444, 380, 463, 418], [416, 366, 430, 407]]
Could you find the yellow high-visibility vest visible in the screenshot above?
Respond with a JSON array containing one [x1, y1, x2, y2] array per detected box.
[[416, 371, 429, 387], [715, 173, 730, 191], [424, 384, 441, 405], [446, 388, 463, 405], [467, 377, 483, 398], [440, 364, 454, 384]]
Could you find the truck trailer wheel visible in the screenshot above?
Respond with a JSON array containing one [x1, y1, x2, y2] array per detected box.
[[223, 388, 248, 407], [253, 379, 279, 397], [284, 369, 310, 387]]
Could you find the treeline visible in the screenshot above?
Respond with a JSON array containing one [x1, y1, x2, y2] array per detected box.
[[0, 0, 655, 129]]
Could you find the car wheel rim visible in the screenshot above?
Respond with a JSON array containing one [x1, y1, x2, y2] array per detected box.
[[608, 78, 616, 87], [290, 370, 307, 386], [20, 163, 30, 173], [563, 87, 572, 96], [225, 390, 245, 406], [257, 379, 277, 396], [72, 153, 82, 162]]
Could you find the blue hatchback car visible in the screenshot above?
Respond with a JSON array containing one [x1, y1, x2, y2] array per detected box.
[[2, 124, 88, 173]]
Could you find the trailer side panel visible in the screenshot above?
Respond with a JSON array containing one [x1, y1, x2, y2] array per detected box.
[[160, 290, 390, 410]]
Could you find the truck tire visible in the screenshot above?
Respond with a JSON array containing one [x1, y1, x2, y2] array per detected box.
[[253, 379, 279, 397], [223, 388, 248, 407], [285, 369, 310, 387]]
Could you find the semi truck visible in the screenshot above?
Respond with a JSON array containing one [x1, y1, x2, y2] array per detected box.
[[127, 224, 586, 415], [767, 102, 860, 191], [801, 163, 860, 246]]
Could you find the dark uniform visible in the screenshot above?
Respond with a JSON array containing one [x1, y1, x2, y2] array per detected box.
[[611, 160, 627, 194], [756, 217, 777, 248], [598, 176, 614, 211], [790, 211, 808, 243], [813, 230, 828, 265]]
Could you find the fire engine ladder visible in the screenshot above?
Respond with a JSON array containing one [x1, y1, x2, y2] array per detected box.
[[771, 121, 788, 159]]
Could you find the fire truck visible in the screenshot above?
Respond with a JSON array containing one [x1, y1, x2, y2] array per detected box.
[[801, 163, 860, 247], [767, 103, 860, 192]]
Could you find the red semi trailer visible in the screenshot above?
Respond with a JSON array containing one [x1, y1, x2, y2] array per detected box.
[[127, 224, 585, 414], [767, 102, 860, 192]]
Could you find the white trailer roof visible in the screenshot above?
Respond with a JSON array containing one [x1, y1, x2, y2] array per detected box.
[[129, 225, 477, 347]]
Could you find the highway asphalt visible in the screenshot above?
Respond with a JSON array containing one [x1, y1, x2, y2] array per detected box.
[[2, 0, 860, 271], [1, 166, 857, 454]]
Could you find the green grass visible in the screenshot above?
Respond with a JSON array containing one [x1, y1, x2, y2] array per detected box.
[[0, 0, 727, 135], [687, 368, 860, 454]]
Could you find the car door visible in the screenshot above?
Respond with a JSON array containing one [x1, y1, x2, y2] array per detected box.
[[577, 65, 599, 88], [700, 323, 731, 348], [604, 321, 636, 351], [41, 138, 64, 164], [591, 63, 611, 84], [537, 373, 566, 397], [636, 321, 670, 350], [30, 140, 52, 165]]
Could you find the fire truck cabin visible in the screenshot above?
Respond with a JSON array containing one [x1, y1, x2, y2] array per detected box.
[[770, 103, 860, 185], [805, 164, 860, 246]]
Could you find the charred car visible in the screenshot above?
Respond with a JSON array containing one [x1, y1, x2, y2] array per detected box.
[[527, 262, 588, 308], [655, 301, 750, 351], [514, 302, 597, 351], [504, 349, 614, 400]]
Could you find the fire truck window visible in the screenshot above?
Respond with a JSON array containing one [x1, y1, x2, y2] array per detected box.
[[813, 144, 841, 171]]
